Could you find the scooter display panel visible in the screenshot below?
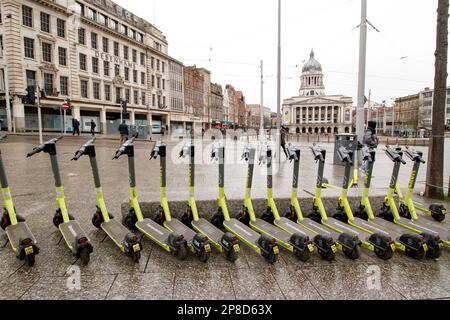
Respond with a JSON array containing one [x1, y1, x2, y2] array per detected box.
[[165, 219, 196, 243], [59, 220, 88, 251], [251, 218, 291, 243], [5, 222, 37, 252], [224, 219, 260, 245], [192, 218, 224, 244], [136, 219, 171, 243]]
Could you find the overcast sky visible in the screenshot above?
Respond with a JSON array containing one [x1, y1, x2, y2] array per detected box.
[[114, 0, 447, 111]]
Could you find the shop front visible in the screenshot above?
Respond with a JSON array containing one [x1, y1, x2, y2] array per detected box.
[[25, 105, 73, 132]]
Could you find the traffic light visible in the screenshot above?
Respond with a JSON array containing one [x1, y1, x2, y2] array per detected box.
[[24, 86, 36, 105], [65, 98, 72, 108], [121, 99, 128, 115]]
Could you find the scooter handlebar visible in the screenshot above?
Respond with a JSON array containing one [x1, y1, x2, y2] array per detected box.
[[337, 146, 352, 164], [0, 135, 6, 141], [149, 142, 160, 160], [27, 136, 64, 157], [310, 145, 325, 162], [71, 138, 96, 161], [404, 147, 426, 164]]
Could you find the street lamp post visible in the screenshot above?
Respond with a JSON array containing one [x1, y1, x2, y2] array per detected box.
[[276, 0, 282, 162]]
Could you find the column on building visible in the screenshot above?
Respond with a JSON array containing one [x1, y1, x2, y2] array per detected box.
[[72, 105, 81, 121], [299, 107, 303, 124], [100, 108, 107, 135], [12, 96, 25, 132], [325, 106, 328, 123], [166, 113, 171, 136], [340, 106, 344, 123], [147, 112, 153, 140], [130, 109, 136, 125], [306, 107, 309, 124], [318, 106, 322, 123]]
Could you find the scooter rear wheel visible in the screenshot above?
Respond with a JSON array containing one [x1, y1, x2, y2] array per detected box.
[[123, 213, 137, 230], [406, 247, 425, 260], [343, 246, 360, 260], [319, 249, 335, 262], [226, 248, 239, 262], [79, 248, 90, 265], [426, 246, 442, 259], [176, 245, 187, 260], [131, 251, 141, 263], [431, 211, 445, 222], [374, 247, 394, 260], [198, 249, 210, 263], [25, 253, 35, 267], [294, 248, 310, 262]]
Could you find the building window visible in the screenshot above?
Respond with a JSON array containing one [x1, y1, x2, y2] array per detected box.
[[151, 75, 155, 87], [58, 47, 67, 66], [114, 41, 119, 56], [141, 72, 145, 85], [162, 79, 165, 90], [57, 19, 65, 38], [104, 84, 111, 101], [138, 33, 143, 43], [157, 77, 160, 89], [152, 94, 155, 106], [87, 8, 96, 21], [123, 46, 129, 60], [78, 28, 85, 45], [163, 96, 166, 107], [42, 42, 52, 62], [140, 52, 145, 66], [141, 92, 146, 105], [22, 5, 33, 27], [92, 57, 99, 74], [115, 64, 120, 76], [110, 19, 117, 31], [40, 12, 50, 33], [134, 90, 138, 105], [60, 76, 68, 95], [131, 29, 136, 40], [104, 61, 110, 76], [102, 37, 109, 53], [125, 88, 130, 103], [132, 49, 137, 63], [162, 62, 165, 73], [151, 57, 154, 69], [24, 37, 34, 59], [26, 70, 36, 88], [80, 80, 88, 98], [43, 73, 53, 92], [79, 53, 86, 71], [93, 82, 100, 99], [115, 87, 122, 103], [99, 14, 107, 26], [75, 2, 85, 16], [91, 32, 97, 49], [133, 70, 137, 83], [156, 59, 160, 71], [124, 67, 129, 81]]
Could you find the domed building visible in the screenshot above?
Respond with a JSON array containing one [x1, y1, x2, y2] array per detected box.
[[282, 50, 354, 134]]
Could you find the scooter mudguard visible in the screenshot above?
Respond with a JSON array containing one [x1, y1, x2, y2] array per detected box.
[[122, 233, 141, 254], [313, 234, 336, 253], [368, 233, 393, 251], [399, 233, 426, 251], [289, 233, 311, 252], [337, 232, 361, 249], [257, 234, 278, 255]]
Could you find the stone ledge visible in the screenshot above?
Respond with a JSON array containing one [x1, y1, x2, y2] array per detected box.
[[121, 196, 386, 220]]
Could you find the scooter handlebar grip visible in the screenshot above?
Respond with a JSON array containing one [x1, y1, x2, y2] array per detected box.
[[26, 146, 43, 157]]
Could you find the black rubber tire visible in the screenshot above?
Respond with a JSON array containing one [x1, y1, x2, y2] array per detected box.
[[294, 248, 310, 262], [398, 204, 411, 219], [122, 214, 137, 230], [211, 214, 224, 229], [79, 248, 90, 265], [354, 209, 368, 221], [198, 249, 210, 263], [426, 246, 442, 259], [16, 214, 26, 222], [343, 246, 360, 260], [176, 244, 187, 260], [154, 211, 165, 225], [374, 247, 394, 260], [91, 214, 102, 229], [333, 212, 347, 223], [226, 248, 239, 262], [307, 212, 322, 224], [25, 254, 35, 267], [319, 249, 335, 262], [431, 211, 445, 222], [131, 250, 141, 263], [180, 212, 193, 227], [406, 247, 425, 260], [265, 250, 278, 264]]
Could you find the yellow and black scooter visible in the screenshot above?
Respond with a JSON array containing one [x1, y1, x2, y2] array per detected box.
[[27, 137, 93, 264], [0, 136, 39, 266], [396, 147, 447, 222], [307, 144, 363, 259], [179, 141, 240, 262], [379, 146, 446, 256], [151, 141, 211, 262], [115, 136, 188, 260], [72, 138, 142, 262], [238, 144, 313, 261], [210, 144, 279, 263]]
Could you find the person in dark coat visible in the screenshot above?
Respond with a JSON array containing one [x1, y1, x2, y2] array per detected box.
[[118, 120, 129, 145], [362, 120, 378, 172], [72, 118, 80, 136], [90, 119, 97, 136], [280, 126, 289, 159]]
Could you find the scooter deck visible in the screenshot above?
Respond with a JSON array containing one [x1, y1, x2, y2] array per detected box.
[[350, 217, 392, 238], [5, 222, 37, 253], [275, 217, 318, 239], [301, 218, 341, 240], [324, 217, 362, 238], [250, 218, 291, 245], [136, 218, 171, 244], [59, 220, 89, 252], [192, 218, 224, 244], [101, 219, 130, 249], [164, 219, 196, 243], [224, 219, 260, 246], [397, 217, 449, 241]]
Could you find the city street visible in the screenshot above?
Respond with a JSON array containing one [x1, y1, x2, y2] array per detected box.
[[0, 135, 449, 300]]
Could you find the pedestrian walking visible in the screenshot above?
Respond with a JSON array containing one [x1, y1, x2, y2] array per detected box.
[[118, 120, 129, 145], [362, 120, 379, 172], [280, 126, 289, 159], [72, 118, 80, 136], [90, 119, 97, 136]]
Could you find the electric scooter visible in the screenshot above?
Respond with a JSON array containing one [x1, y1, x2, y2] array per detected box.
[[307, 144, 362, 259], [396, 147, 447, 222], [71, 138, 142, 262], [0, 136, 39, 266], [27, 137, 93, 264], [210, 144, 279, 263], [115, 136, 188, 260], [179, 141, 240, 262], [238, 144, 313, 261], [353, 146, 431, 259], [379, 146, 446, 255], [151, 141, 211, 262]]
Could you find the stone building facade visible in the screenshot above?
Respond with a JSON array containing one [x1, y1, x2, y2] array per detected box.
[[210, 82, 223, 122], [393, 93, 420, 136], [282, 50, 354, 134]]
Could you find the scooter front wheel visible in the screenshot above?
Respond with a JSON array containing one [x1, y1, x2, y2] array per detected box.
[[25, 253, 35, 267], [176, 244, 187, 260], [131, 251, 141, 263], [198, 249, 210, 263], [431, 211, 445, 222], [226, 248, 239, 262], [264, 250, 278, 264], [79, 248, 91, 265]]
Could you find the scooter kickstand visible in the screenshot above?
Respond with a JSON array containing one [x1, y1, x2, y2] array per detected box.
[[1, 238, 9, 248], [100, 234, 108, 243]]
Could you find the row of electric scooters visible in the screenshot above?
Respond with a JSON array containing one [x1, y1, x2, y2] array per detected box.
[[0, 135, 448, 267]]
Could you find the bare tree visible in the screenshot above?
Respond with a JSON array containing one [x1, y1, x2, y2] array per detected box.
[[426, 0, 449, 199]]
